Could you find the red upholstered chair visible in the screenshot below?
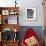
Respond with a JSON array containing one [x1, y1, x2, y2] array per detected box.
[[21, 28, 41, 46]]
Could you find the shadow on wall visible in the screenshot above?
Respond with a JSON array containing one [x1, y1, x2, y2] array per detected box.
[[18, 26, 43, 43]]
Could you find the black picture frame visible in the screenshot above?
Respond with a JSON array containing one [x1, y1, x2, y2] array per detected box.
[[26, 8, 36, 20]]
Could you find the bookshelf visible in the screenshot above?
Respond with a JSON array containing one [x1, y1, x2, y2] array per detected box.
[[0, 7, 19, 46]]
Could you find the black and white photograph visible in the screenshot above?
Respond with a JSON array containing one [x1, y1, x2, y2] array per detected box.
[[26, 8, 36, 20]]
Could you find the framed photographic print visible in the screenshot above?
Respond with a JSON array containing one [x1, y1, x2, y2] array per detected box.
[[26, 8, 36, 20], [2, 10, 9, 15]]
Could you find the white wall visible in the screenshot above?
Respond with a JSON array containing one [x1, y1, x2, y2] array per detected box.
[[17, 0, 44, 26], [0, 0, 15, 7], [0, 0, 44, 26]]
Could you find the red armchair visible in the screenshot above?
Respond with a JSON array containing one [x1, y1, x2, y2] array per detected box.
[[21, 28, 41, 46]]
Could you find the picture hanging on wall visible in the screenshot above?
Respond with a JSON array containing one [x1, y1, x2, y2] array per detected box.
[[26, 8, 36, 20]]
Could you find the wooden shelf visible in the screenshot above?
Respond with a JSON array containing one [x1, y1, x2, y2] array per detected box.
[[0, 7, 19, 10], [0, 7, 19, 24], [0, 24, 20, 32], [2, 41, 19, 44], [2, 40, 19, 42], [0, 7, 19, 46], [0, 40, 19, 46]]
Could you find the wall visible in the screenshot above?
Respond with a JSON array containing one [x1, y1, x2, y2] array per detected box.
[[0, 0, 15, 7], [18, 26, 43, 43], [0, 0, 44, 44], [17, 0, 44, 26], [0, 0, 44, 26]]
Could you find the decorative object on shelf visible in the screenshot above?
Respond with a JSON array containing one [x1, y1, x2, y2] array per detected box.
[[2, 10, 9, 15], [15, 0, 17, 7], [5, 18, 8, 24], [1, 28, 19, 41], [2, 28, 13, 41], [26, 8, 36, 20], [14, 28, 17, 32], [13, 28, 18, 41], [2, 16, 8, 24], [9, 10, 18, 15], [13, 32, 18, 41]]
